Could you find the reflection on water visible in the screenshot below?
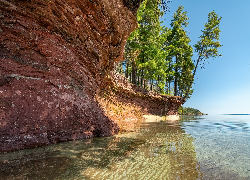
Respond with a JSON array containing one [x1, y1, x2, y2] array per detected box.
[[0, 119, 200, 180], [1, 115, 250, 179]]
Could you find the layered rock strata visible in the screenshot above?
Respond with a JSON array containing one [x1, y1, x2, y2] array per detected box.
[[0, 0, 183, 153], [110, 71, 183, 116], [0, 0, 140, 152]]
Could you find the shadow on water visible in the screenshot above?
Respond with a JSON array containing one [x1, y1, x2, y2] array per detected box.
[[0, 119, 202, 179]]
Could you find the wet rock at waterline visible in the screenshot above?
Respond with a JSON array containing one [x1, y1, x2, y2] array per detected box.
[[0, 0, 183, 152], [0, 0, 139, 152]]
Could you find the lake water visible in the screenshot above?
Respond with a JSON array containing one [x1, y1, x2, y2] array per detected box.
[[0, 115, 250, 180]]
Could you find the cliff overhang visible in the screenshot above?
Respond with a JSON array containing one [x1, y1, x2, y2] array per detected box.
[[0, 0, 183, 153]]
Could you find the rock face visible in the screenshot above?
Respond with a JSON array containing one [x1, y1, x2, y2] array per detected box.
[[0, 0, 183, 153], [0, 0, 141, 152], [111, 71, 183, 116]]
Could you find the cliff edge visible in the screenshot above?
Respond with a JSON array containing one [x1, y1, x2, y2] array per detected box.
[[0, 0, 183, 153]]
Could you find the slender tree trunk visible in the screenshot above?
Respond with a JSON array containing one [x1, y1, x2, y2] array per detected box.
[[157, 75, 160, 93], [140, 68, 144, 87], [168, 80, 171, 94], [131, 61, 136, 84], [168, 58, 171, 94], [137, 75, 139, 86], [193, 58, 200, 80], [183, 47, 203, 100], [174, 55, 178, 96], [150, 79, 153, 91], [130, 72, 132, 83], [165, 80, 168, 94], [125, 59, 129, 78], [174, 72, 177, 96], [193, 47, 204, 79], [140, 54, 145, 87]]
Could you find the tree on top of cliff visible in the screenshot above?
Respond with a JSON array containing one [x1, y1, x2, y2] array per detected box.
[[165, 6, 194, 98], [184, 10, 222, 100], [124, 0, 169, 92], [193, 11, 222, 78], [122, 2, 222, 101], [123, 0, 171, 14]]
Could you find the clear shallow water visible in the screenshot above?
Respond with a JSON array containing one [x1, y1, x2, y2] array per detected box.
[[0, 115, 250, 179], [182, 115, 250, 180]]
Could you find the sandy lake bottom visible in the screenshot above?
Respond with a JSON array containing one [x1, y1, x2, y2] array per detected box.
[[0, 115, 250, 180]]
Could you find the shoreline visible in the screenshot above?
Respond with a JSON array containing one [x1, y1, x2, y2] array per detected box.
[[143, 114, 180, 122]]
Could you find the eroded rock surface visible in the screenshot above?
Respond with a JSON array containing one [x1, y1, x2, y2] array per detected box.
[[111, 71, 183, 116], [0, 0, 140, 152]]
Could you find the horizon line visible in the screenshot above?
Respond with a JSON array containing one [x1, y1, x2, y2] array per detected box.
[[221, 114, 250, 115]]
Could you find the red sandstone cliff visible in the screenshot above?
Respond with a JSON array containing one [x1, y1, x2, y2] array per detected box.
[[0, 0, 183, 152]]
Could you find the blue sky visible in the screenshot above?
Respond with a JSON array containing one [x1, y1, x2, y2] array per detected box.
[[161, 0, 250, 114]]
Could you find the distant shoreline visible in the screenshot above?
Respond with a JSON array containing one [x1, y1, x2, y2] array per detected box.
[[179, 114, 208, 116]]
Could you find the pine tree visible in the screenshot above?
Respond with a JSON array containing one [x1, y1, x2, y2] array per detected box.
[[124, 3, 222, 101], [193, 11, 222, 77], [125, 0, 167, 90], [184, 10, 222, 99], [165, 6, 194, 97]]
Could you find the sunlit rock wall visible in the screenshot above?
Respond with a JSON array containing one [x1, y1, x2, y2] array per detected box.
[[0, 0, 140, 152], [111, 71, 184, 116]]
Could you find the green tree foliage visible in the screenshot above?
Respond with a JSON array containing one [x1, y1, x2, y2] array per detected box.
[[193, 11, 222, 75], [166, 6, 194, 98], [125, 0, 169, 92], [178, 107, 205, 115], [136, 0, 163, 88], [183, 11, 222, 99], [122, 3, 222, 101]]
